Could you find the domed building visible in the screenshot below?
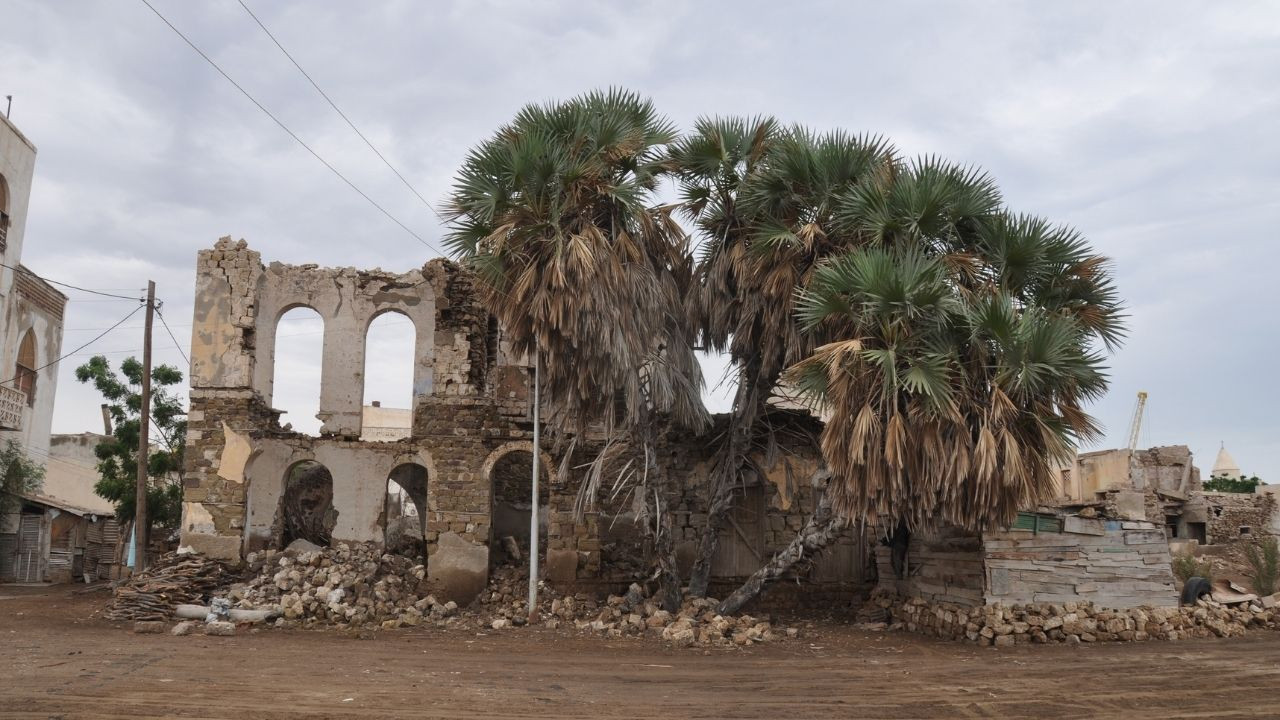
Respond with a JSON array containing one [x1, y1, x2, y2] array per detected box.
[[1211, 443, 1242, 480]]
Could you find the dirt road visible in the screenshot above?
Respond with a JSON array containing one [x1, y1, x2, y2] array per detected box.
[[3, 585, 1279, 719]]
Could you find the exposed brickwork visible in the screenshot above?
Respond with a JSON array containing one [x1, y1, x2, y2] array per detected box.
[[14, 266, 66, 321]]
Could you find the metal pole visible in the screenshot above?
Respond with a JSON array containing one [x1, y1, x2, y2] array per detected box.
[[527, 353, 540, 623], [133, 281, 155, 572]]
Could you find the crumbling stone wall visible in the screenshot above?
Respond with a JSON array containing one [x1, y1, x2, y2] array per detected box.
[[875, 518, 1178, 608], [181, 238, 529, 602], [180, 239, 866, 606], [546, 411, 867, 605]]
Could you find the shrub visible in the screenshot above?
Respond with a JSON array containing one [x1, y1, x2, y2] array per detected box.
[[1244, 536, 1279, 596], [1203, 474, 1263, 493], [1172, 551, 1213, 584]]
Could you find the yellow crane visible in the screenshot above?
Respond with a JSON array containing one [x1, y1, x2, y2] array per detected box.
[[1127, 391, 1148, 451]]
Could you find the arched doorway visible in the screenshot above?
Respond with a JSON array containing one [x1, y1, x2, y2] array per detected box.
[[489, 450, 550, 566], [278, 460, 337, 548], [384, 463, 427, 560]]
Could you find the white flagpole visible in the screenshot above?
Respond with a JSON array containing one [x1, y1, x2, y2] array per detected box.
[[527, 353, 540, 622]]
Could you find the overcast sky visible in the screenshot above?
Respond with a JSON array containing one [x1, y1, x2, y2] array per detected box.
[[4, 1, 1278, 480]]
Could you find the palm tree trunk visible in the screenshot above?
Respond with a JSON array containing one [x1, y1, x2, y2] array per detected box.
[[715, 468, 843, 616], [688, 359, 769, 598], [655, 514, 683, 613]]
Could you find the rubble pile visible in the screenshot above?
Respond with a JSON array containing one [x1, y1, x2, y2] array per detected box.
[[230, 543, 457, 630], [204, 544, 796, 647], [105, 552, 232, 622], [874, 591, 1280, 645], [478, 565, 798, 648]]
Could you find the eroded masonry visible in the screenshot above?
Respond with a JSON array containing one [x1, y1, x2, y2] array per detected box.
[[180, 239, 863, 603]]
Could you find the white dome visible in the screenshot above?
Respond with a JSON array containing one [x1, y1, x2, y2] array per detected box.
[[1212, 444, 1241, 479]]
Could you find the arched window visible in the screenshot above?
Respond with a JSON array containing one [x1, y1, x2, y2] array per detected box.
[[360, 311, 415, 441], [272, 307, 323, 435], [14, 329, 36, 407]]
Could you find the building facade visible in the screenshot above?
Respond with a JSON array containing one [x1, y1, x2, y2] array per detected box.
[[179, 238, 865, 604], [0, 113, 73, 582]]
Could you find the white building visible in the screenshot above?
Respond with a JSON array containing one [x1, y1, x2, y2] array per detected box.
[[1, 112, 75, 582], [0, 112, 66, 459]]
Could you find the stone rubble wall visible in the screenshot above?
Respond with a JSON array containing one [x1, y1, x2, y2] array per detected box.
[[877, 591, 1278, 645], [983, 520, 1178, 607], [875, 526, 985, 605], [875, 520, 1179, 609]]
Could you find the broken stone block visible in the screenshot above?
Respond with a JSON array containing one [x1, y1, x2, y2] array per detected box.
[[133, 621, 166, 634], [171, 621, 197, 636], [205, 621, 236, 636], [426, 532, 488, 604], [544, 548, 578, 584]]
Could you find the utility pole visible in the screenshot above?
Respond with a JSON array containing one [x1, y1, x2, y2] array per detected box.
[[133, 280, 155, 572], [527, 353, 540, 624]]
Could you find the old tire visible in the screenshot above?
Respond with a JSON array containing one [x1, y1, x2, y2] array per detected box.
[[1181, 576, 1212, 605]]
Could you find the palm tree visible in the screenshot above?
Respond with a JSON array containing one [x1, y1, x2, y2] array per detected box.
[[672, 122, 897, 597], [444, 89, 707, 611], [789, 238, 1115, 532], [714, 158, 1123, 615]]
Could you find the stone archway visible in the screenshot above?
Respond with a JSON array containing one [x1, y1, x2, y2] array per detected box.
[[482, 442, 554, 566], [277, 459, 338, 548]]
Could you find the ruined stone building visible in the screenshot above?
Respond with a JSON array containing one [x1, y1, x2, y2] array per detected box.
[[179, 239, 863, 604], [0, 113, 75, 583], [877, 443, 1280, 611]]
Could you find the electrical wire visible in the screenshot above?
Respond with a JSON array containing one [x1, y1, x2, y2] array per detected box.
[[236, 0, 445, 222], [0, 262, 144, 302], [138, 0, 443, 253], [0, 304, 143, 387], [155, 307, 190, 366]]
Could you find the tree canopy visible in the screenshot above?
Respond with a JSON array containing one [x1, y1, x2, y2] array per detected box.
[[75, 355, 187, 530]]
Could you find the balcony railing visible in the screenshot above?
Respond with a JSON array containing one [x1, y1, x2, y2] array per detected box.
[[0, 384, 25, 430]]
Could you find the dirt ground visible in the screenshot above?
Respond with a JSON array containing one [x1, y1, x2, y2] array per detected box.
[[3, 585, 1280, 719]]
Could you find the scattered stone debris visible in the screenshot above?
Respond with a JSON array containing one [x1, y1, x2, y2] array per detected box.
[[475, 565, 795, 648], [143, 544, 800, 648], [874, 591, 1280, 645], [105, 553, 233, 622]]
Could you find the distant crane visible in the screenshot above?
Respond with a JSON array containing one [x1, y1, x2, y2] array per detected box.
[[1127, 391, 1148, 452]]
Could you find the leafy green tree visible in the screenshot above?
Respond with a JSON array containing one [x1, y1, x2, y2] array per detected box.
[[445, 89, 708, 610], [75, 356, 186, 541], [1204, 474, 1262, 493], [0, 439, 45, 513]]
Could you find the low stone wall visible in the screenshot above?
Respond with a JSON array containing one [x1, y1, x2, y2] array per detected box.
[[875, 591, 1278, 645], [984, 520, 1177, 607], [875, 519, 1179, 609]]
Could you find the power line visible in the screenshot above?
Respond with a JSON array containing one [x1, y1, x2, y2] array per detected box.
[[236, 0, 445, 223], [0, 304, 143, 387], [137, 0, 442, 253], [155, 307, 190, 366], [0, 262, 144, 302]]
